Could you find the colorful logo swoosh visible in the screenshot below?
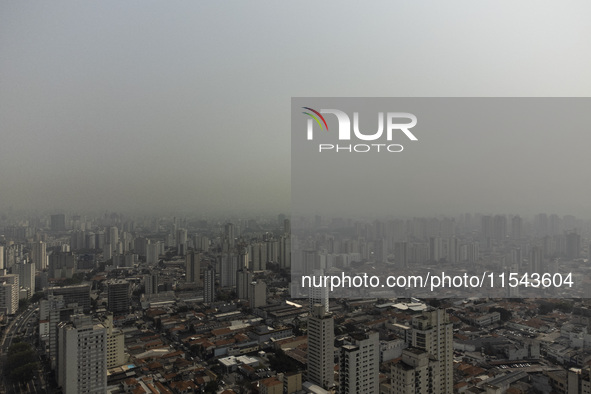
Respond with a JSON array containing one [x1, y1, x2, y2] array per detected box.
[[302, 107, 328, 131]]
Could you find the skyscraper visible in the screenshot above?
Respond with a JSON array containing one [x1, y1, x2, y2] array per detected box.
[[530, 246, 543, 273], [390, 348, 441, 394], [394, 241, 409, 267], [144, 272, 159, 298], [50, 284, 91, 312], [410, 309, 453, 394], [16, 261, 35, 298], [307, 304, 334, 389], [176, 228, 188, 255], [31, 240, 47, 271], [57, 314, 107, 394], [279, 236, 291, 269], [185, 251, 201, 285], [204, 265, 215, 304], [339, 331, 379, 394], [50, 214, 66, 232], [566, 231, 581, 260], [511, 215, 523, 240], [39, 294, 83, 368], [492, 214, 506, 242], [236, 268, 253, 300], [0, 274, 19, 315], [146, 241, 160, 264], [250, 242, 268, 271], [309, 269, 329, 313], [249, 280, 267, 309], [107, 280, 130, 314], [220, 252, 237, 288], [101, 314, 126, 369], [224, 223, 235, 247], [429, 236, 442, 262], [480, 215, 493, 243], [108, 226, 119, 247]]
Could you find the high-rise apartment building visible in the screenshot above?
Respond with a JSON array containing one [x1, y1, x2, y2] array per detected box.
[[108, 226, 118, 246], [307, 304, 334, 389], [566, 231, 581, 260], [410, 309, 453, 394], [249, 281, 267, 309], [493, 215, 507, 241], [176, 228, 188, 255], [107, 280, 130, 314], [57, 314, 107, 394], [16, 261, 35, 298], [49, 251, 76, 280], [511, 215, 523, 240], [390, 348, 441, 394], [144, 272, 159, 298], [309, 269, 329, 313], [39, 294, 84, 368], [568, 366, 591, 394], [236, 268, 253, 300], [224, 223, 235, 248], [250, 242, 267, 271], [31, 241, 47, 271], [51, 214, 66, 232], [0, 274, 19, 315], [204, 265, 215, 304], [220, 252, 237, 288], [279, 236, 291, 269], [50, 284, 91, 312], [146, 241, 160, 264], [339, 331, 379, 394], [101, 314, 126, 368], [186, 251, 201, 285]]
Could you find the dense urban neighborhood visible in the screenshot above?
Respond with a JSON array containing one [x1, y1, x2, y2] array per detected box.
[[1, 212, 591, 393]]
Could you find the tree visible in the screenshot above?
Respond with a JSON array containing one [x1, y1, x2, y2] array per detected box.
[[5, 342, 38, 383]]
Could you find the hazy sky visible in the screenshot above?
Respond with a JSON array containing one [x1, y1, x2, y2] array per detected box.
[[2, 1, 591, 216]]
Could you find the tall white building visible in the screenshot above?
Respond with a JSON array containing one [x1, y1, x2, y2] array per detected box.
[[309, 269, 329, 313], [57, 314, 107, 394], [411, 309, 453, 394], [339, 331, 379, 394], [39, 294, 84, 368], [0, 245, 4, 270], [307, 304, 334, 389], [0, 274, 19, 315]]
